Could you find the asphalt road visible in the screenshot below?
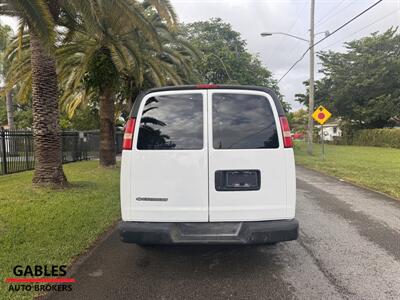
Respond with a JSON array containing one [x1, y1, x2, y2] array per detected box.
[[50, 166, 400, 300]]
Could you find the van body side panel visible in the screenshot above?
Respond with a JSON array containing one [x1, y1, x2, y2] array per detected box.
[[208, 90, 288, 222], [285, 149, 296, 219], [128, 90, 209, 222], [120, 151, 132, 221]]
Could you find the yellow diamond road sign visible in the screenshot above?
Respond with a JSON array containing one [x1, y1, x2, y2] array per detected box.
[[312, 105, 332, 125]]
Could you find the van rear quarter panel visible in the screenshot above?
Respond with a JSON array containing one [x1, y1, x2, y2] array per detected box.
[[285, 148, 296, 218], [120, 151, 132, 221]]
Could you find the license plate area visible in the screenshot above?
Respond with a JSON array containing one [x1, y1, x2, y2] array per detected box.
[[215, 170, 261, 191]]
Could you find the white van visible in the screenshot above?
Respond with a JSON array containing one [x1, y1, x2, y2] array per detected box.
[[119, 85, 298, 245]]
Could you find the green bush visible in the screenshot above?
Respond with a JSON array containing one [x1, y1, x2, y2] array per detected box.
[[345, 128, 400, 148]]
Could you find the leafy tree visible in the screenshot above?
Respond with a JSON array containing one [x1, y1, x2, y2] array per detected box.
[[288, 108, 308, 132], [296, 28, 400, 128], [295, 78, 334, 111], [0, 100, 33, 129], [180, 18, 290, 111], [60, 106, 100, 131]]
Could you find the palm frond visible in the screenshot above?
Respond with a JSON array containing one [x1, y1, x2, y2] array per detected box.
[[146, 0, 178, 27], [8, 0, 55, 51], [113, 0, 161, 49]]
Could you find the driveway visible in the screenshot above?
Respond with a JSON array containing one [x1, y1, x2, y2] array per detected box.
[[49, 166, 400, 300]]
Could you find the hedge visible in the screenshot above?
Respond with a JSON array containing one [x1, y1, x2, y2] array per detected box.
[[340, 128, 400, 149]]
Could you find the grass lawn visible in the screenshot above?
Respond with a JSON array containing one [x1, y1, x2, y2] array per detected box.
[[294, 141, 400, 199], [0, 161, 120, 300]]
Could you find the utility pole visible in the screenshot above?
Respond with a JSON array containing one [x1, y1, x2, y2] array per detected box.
[[307, 0, 315, 155]]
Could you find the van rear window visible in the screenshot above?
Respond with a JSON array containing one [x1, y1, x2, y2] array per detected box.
[[212, 93, 278, 149], [137, 94, 203, 150]]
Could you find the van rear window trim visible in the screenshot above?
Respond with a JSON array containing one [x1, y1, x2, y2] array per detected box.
[[129, 85, 285, 119], [135, 92, 206, 151], [211, 93, 280, 150], [130, 86, 285, 151]]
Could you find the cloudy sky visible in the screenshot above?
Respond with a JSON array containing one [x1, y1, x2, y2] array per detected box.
[[172, 0, 400, 109], [1, 0, 399, 110]]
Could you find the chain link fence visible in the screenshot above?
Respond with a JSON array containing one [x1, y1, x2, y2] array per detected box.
[[0, 129, 123, 175]]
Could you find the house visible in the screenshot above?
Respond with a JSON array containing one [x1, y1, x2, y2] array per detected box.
[[316, 119, 342, 142]]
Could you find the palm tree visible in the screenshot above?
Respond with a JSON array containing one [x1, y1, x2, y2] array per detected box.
[[56, 1, 196, 167], [120, 10, 200, 110], [0, 0, 67, 186]]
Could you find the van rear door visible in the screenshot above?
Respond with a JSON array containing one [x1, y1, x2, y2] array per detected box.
[[129, 90, 208, 222], [208, 90, 287, 222]]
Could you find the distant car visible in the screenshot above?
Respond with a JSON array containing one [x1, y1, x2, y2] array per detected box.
[[119, 85, 298, 245], [292, 132, 304, 140]]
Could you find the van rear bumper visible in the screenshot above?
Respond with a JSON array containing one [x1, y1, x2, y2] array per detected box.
[[119, 219, 298, 245]]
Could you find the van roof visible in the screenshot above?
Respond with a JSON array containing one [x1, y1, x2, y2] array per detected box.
[[130, 85, 285, 118]]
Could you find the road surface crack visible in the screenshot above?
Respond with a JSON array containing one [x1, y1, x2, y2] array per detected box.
[[298, 231, 355, 300]]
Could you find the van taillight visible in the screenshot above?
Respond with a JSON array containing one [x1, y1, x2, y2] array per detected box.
[[196, 84, 219, 89], [123, 118, 136, 150], [279, 117, 293, 148]]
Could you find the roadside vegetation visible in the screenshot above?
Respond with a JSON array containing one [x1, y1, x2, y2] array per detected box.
[[338, 128, 400, 149], [290, 29, 400, 198], [0, 161, 120, 299], [295, 28, 400, 131], [294, 141, 400, 200]]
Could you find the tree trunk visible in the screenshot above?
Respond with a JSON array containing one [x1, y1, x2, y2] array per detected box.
[[29, 29, 67, 186], [6, 90, 15, 130], [99, 86, 116, 167]]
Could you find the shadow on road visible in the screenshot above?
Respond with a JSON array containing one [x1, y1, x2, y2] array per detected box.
[[50, 231, 294, 299], [131, 244, 282, 278]]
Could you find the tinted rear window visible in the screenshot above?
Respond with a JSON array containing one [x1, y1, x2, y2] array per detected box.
[[212, 93, 278, 149], [137, 94, 203, 150]]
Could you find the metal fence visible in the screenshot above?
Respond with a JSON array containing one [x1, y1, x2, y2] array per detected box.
[[0, 129, 123, 175]]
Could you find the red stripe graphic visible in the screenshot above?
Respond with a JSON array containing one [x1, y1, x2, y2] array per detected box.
[[5, 278, 76, 283]]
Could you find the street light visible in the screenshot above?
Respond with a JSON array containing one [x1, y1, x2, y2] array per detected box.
[[260, 31, 329, 42], [260, 32, 309, 42], [261, 25, 329, 155]]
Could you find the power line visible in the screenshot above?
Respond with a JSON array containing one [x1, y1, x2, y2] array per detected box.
[[316, 0, 358, 28], [283, 4, 313, 65], [287, 3, 308, 34], [315, 0, 347, 26], [277, 47, 309, 84], [319, 9, 400, 51], [314, 0, 384, 48], [277, 0, 384, 83], [270, 2, 307, 59]]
